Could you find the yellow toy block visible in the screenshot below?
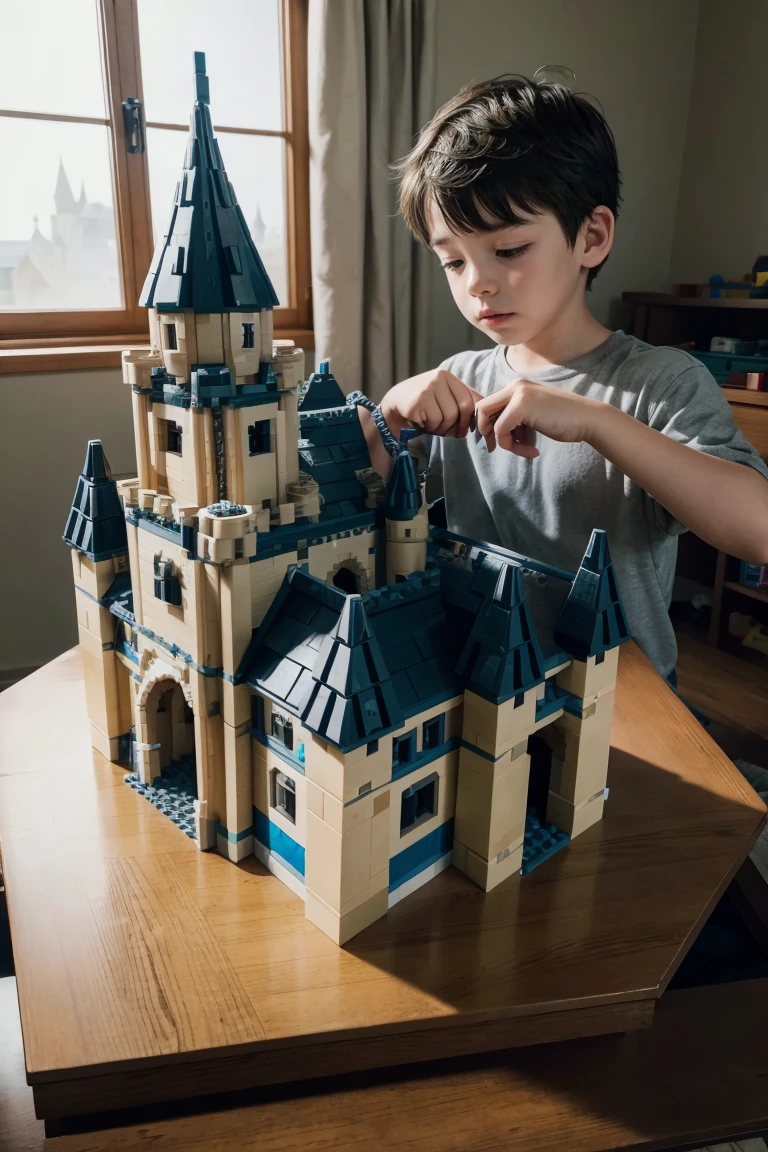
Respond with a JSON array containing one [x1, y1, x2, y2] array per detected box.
[[555, 646, 619, 701], [453, 837, 524, 892], [546, 788, 605, 838]]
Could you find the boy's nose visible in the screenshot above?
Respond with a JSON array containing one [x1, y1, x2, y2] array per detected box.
[[466, 264, 497, 297]]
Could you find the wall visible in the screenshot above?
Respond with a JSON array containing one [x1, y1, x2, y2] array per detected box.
[[670, 0, 768, 285], [0, 369, 136, 675], [428, 0, 699, 366]]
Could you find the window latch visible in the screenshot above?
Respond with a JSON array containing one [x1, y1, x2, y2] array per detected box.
[[122, 98, 145, 155]]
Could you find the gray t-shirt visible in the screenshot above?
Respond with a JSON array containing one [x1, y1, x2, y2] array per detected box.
[[414, 330, 768, 678]]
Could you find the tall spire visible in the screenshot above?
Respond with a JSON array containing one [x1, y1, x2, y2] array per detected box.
[[63, 441, 127, 562], [54, 159, 78, 215], [140, 51, 279, 313], [554, 529, 630, 659]]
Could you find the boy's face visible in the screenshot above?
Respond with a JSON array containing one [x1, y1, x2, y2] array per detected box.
[[428, 200, 613, 346]]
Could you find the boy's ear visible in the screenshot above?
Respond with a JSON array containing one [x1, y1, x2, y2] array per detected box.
[[580, 206, 614, 269]]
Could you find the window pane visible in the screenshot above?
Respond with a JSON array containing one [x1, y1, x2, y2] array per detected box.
[[0, 118, 122, 312], [146, 127, 288, 307], [0, 0, 106, 119], [137, 0, 283, 130]]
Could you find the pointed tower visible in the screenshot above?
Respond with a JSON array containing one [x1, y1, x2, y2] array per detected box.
[[383, 433, 429, 582], [63, 441, 132, 761]]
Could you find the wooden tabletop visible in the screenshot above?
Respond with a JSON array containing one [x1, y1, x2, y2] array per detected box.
[[0, 644, 764, 1124]]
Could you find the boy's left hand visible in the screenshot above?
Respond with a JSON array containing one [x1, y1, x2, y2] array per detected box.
[[474, 379, 605, 456]]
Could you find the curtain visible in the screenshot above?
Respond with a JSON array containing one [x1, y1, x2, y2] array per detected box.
[[308, 0, 437, 401]]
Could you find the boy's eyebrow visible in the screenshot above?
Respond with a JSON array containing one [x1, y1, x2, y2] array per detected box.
[[430, 221, 532, 249]]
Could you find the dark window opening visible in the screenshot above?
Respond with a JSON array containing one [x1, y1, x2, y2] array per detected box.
[[271, 711, 294, 751], [251, 695, 265, 731], [395, 574, 407, 583], [514, 693, 524, 709], [400, 773, 438, 834], [333, 566, 359, 594], [166, 421, 183, 454], [393, 730, 416, 769], [272, 770, 296, 824], [165, 323, 178, 350], [404, 528, 411, 538], [422, 714, 445, 751], [248, 420, 270, 455], [595, 651, 605, 665], [367, 739, 378, 755], [242, 322, 255, 348], [153, 555, 182, 606]]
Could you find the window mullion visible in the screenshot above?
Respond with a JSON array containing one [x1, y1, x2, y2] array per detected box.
[[99, 0, 153, 334]]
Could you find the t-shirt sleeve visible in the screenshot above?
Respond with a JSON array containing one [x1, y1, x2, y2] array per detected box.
[[645, 358, 768, 533], [407, 432, 442, 478]]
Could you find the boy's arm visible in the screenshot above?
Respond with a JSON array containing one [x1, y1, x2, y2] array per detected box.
[[475, 380, 768, 565]]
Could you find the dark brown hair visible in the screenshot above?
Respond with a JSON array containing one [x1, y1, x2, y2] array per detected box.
[[397, 75, 621, 288]]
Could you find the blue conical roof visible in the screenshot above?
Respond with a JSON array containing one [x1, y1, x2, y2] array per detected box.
[[63, 441, 127, 562], [140, 52, 279, 314], [299, 360, 346, 411], [455, 559, 545, 702], [554, 529, 631, 659], [384, 448, 422, 521]]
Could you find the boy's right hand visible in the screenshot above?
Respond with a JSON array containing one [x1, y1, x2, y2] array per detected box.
[[380, 369, 482, 441]]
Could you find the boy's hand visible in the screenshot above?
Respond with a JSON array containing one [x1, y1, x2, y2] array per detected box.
[[475, 379, 606, 456], [381, 369, 482, 441]]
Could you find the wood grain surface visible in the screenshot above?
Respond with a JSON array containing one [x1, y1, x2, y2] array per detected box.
[[0, 644, 764, 1122], [38, 977, 768, 1152]]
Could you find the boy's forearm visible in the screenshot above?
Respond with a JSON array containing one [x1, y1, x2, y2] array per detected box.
[[589, 406, 768, 563]]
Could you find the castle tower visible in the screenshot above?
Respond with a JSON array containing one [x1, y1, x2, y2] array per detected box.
[[383, 438, 428, 583], [63, 441, 133, 760]]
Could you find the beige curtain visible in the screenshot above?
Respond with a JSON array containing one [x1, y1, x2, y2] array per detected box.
[[308, 0, 437, 401]]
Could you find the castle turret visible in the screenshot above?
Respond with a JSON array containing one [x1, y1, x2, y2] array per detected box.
[[63, 441, 132, 760], [383, 435, 428, 582]]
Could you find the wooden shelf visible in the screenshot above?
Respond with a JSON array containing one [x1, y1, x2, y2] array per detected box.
[[724, 580, 768, 605], [623, 292, 768, 310]]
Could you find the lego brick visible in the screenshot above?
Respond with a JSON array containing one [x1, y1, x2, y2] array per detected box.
[[453, 753, 530, 862], [194, 312, 225, 364], [555, 647, 619, 703], [305, 810, 342, 911], [304, 886, 388, 946], [454, 837, 524, 892], [546, 788, 605, 838], [370, 806, 390, 876], [305, 778, 324, 819], [549, 746, 610, 807], [373, 790, 390, 816], [521, 813, 570, 875], [339, 818, 373, 909], [462, 688, 538, 758]]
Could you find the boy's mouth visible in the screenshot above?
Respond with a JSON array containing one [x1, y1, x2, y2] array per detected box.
[[478, 310, 515, 327]]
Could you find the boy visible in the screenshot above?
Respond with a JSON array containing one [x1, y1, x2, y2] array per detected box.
[[360, 75, 768, 683]]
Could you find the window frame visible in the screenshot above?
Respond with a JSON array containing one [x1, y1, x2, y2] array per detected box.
[[0, 0, 311, 353]]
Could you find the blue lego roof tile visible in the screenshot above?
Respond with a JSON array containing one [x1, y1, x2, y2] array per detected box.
[[63, 440, 128, 562]]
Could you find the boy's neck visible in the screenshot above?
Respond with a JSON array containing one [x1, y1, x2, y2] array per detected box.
[[504, 299, 612, 375]]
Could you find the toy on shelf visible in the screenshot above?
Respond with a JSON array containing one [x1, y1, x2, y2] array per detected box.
[[62, 53, 631, 945]]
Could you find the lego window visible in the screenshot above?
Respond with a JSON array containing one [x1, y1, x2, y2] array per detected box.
[[392, 730, 416, 769], [367, 739, 379, 755], [595, 651, 605, 665], [332, 566, 359, 594], [400, 772, 439, 835], [251, 695, 265, 733], [153, 555, 182, 606], [164, 323, 178, 350], [422, 714, 445, 751], [164, 420, 182, 455], [514, 693, 525, 709], [241, 322, 255, 349], [272, 770, 296, 824], [271, 711, 294, 751], [248, 420, 271, 456]]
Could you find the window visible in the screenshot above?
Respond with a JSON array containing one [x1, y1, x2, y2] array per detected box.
[[251, 694, 265, 731], [514, 693, 524, 709], [392, 730, 416, 770], [400, 773, 438, 835], [164, 322, 178, 350], [0, 0, 310, 348], [272, 769, 296, 824], [595, 651, 605, 665], [153, 555, 182, 606], [164, 420, 183, 454], [367, 739, 378, 755], [248, 420, 271, 455], [271, 710, 294, 751], [422, 714, 445, 752]]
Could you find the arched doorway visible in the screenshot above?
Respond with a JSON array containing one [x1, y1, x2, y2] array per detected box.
[[146, 679, 197, 797], [332, 565, 360, 595]]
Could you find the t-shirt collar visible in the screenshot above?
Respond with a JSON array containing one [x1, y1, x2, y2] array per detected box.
[[497, 329, 624, 383]]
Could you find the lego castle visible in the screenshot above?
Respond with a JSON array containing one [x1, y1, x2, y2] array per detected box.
[[64, 54, 630, 945]]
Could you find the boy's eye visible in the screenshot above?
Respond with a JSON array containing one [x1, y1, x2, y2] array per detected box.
[[440, 258, 463, 271], [496, 244, 529, 259]]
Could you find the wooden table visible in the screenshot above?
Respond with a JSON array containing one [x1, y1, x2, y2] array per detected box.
[[0, 644, 765, 1128]]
